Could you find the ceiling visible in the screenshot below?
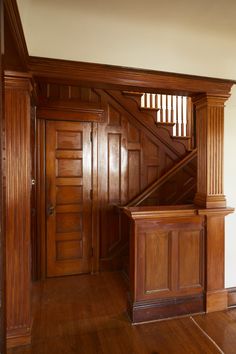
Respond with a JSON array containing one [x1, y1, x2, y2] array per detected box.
[[16, 0, 236, 79]]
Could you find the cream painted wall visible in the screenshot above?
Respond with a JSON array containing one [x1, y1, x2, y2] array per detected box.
[[17, 0, 236, 287]]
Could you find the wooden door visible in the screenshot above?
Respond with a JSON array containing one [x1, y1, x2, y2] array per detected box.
[[46, 121, 92, 277]]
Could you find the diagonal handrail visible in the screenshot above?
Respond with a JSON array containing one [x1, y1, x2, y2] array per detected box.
[[125, 149, 197, 207]]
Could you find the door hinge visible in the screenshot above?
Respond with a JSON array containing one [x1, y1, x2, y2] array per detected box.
[[90, 189, 93, 200], [90, 131, 93, 142]]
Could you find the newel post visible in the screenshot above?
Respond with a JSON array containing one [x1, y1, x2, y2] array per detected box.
[[193, 93, 234, 312]]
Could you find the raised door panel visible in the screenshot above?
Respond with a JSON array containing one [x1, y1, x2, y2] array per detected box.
[[46, 121, 92, 277]]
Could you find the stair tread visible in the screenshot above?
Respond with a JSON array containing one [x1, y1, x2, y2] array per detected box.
[[140, 107, 160, 112], [122, 91, 143, 97], [156, 122, 175, 127], [172, 136, 191, 140]]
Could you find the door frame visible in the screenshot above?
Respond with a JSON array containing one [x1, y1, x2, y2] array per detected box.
[[36, 108, 102, 279]]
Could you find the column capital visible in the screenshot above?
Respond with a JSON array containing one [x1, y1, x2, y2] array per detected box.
[[192, 93, 231, 107]]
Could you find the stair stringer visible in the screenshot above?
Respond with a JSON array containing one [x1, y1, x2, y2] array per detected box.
[[100, 89, 188, 158]]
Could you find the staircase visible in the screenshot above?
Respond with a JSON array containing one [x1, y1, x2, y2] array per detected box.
[[95, 88, 197, 273], [125, 148, 197, 207]]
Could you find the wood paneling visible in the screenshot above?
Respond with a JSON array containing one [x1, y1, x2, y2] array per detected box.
[[36, 119, 46, 279], [5, 73, 32, 347], [95, 88, 186, 267], [0, 1, 6, 352], [124, 206, 205, 322], [198, 208, 234, 312]]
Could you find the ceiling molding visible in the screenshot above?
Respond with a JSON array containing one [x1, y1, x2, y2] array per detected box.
[[29, 56, 235, 96], [4, 0, 29, 70]]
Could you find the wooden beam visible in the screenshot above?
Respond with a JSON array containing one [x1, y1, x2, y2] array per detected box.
[[29, 56, 235, 96]]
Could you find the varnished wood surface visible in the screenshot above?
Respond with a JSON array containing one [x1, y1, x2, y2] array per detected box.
[[0, 1, 6, 352], [46, 121, 93, 277], [29, 56, 235, 96], [5, 74, 32, 347], [126, 208, 205, 322], [7, 272, 236, 354]]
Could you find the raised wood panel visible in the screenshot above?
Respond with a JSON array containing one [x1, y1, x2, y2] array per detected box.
[[125, 207, 205, 322], [5, 75, 32, 346], [128, 150, 141, 200], [145, 231, 170, 293], [179, 230, 202, 289], [108, 104, 121, 126], [38, 82, 101, 105], [108, 133, 121, 203]]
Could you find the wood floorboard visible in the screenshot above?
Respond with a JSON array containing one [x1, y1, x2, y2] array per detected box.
[[7, 271, 236, 354]]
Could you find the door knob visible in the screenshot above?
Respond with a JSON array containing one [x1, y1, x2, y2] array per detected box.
[[47, 205, 55, 216]]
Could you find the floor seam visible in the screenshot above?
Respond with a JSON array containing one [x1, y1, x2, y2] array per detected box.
[[190, 316, 225, 354]]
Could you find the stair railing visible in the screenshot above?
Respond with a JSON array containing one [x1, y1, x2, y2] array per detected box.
[[141, 93, 194, 149]]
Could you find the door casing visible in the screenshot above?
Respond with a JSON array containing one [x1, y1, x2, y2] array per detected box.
[[36, 111, 99, 279]]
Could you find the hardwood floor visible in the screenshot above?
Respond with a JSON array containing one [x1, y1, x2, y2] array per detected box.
[[7, 272, 236, 354]]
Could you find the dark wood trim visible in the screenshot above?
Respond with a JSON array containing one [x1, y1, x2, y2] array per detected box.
[[0, 1, 6, 352], [37, 106, 104, 122], [36, 119, 46, 279], [128, 294, 204, 324], [6, 328, 31, 349], [91, 123, 99, 273], [228, 287, 236, 307], [4, 0, 28, 70], [29, 56, 235, 96]]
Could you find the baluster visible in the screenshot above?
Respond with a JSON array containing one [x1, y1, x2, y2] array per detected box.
[[144, 93, 148, 107], [181, 97, 185, 137], [187, 97, 193, 149], [160, 94, 163, 122], [176, 95, 179, 136]]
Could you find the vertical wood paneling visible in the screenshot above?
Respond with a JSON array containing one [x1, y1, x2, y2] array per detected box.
[[5, 75, 31, 347], [36, 119, 46, 279], [0, 2, 5, 351], [108, 133, 121, 203], [128, 150, 141, 200]]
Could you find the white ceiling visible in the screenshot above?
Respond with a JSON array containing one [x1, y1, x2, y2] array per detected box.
[[16, 0, 236, 79]]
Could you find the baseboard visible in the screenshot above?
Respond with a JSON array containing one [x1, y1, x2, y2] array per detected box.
[[206, 289, 228, 312], [128, 293, 205, 324], [7, 327, 31, 349], [227, 287, 236, 307]]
